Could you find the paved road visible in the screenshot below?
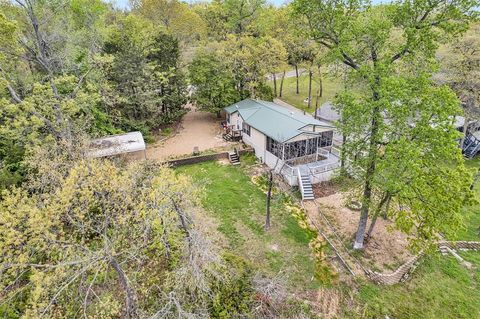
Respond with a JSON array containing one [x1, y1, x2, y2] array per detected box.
[[266, 68, 306, 81]]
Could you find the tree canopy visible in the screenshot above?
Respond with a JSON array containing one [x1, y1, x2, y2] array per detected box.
[[293, 0, 478, 248]]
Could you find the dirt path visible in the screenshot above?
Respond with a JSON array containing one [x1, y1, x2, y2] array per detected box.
[[146, 105, 231, 160]]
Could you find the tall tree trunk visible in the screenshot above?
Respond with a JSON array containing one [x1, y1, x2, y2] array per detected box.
[[295, 65, 299, 94], [272, 73, 277, 97], [365, 194, 391, 242], [315, 65, 322, 117], [314, 87, 320, 119], [340, 132, 347, 173], [318, 64, 323, 98], [307, 69, 313, 108], [265, 170, 273, 230], [279, 70, 286, 97], [353, 77, 381, 250], [110, 258, 138, 318]]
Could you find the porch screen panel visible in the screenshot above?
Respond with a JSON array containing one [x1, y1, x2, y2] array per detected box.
[[306, 138, 318, 155], [267, 131, 334, 161], [283, 137, 318, 160], [320, 131, 333, 147], [266, 137, 283, 159]]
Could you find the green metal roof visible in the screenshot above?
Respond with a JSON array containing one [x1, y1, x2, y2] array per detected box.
[[224, 99, 334, 142]]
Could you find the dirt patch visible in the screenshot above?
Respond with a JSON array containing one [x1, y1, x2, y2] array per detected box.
[[315, 193, 413, 272], [217, 158, 230, 165], [146, 104, 232, 160], [312, 181, 339, 198]]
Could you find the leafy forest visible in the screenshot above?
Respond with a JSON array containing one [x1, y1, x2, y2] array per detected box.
[[0, 0, 479, 318]]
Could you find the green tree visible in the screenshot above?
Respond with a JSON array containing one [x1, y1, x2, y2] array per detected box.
[[134, 0, 207, 43], [261, 36, 288, 98], [0, 156, 197, 317], [100, 15, 187, 134], [189, 51, 240, 117], [219, 35, 274, 100], [0, 1, 114, 190], [293, 0, 477, 249], [443, 23, 480, 146]]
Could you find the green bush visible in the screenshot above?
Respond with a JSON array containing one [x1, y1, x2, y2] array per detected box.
[[210, 253, 255, 318]]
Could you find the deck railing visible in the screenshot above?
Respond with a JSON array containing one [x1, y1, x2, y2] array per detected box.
[[280, 147, 341, 185], [316, 147, 330, 159], [331, 146, 341, 158]]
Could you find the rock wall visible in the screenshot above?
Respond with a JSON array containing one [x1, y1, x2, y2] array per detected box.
[[366, 241, 480, 285], [165, 149, 253, 167]]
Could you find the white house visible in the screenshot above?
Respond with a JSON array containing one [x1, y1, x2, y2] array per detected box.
[[224, 99, 341, 199]]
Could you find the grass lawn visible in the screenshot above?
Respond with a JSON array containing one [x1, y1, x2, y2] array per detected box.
[[268, 72, 344, 113], [354, 253, 480, 318], [349, 157, 480, 319], [175, 155, 320, 291], [176, 155, 480, 316], [457, 158, 480, 241]]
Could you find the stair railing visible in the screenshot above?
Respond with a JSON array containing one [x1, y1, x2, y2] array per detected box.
[[471, 142, 480, 157], [297, 168, 305, 199]]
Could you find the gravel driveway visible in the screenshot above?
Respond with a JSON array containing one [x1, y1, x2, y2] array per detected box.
[[146, 105, 231, 160]]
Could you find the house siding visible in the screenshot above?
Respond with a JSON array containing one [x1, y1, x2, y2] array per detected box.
[[228, 111, 242, 130], [242, 127, 267, 162], [265, 150, 284, 171]]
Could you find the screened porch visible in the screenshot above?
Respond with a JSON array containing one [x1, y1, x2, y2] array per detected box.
[[279, 145, 341, 186]]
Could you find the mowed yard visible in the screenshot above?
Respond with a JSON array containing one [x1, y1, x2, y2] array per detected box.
[[269, 72, 344, 113], [176, 154, 480, 318], [175, 154, 320, 291]]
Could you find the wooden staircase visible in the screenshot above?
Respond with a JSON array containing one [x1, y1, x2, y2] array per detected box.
[[297, 168, 314, 200], [223, 130, 242, 142], [463, 133, 480, 158], [228, 149, 240, 165], [223, 133, 233, 141]]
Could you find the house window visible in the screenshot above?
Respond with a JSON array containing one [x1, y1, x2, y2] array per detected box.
[[266, 137, 283, 159], [242, 123, 251, 136], [226, 114, 230, 123]]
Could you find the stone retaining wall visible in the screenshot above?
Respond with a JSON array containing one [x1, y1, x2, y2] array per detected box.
[[437, 240, 480, 250], [366, 253, 424, 285], [165, 149, 253, 167], [367, 241, 480, 285]]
